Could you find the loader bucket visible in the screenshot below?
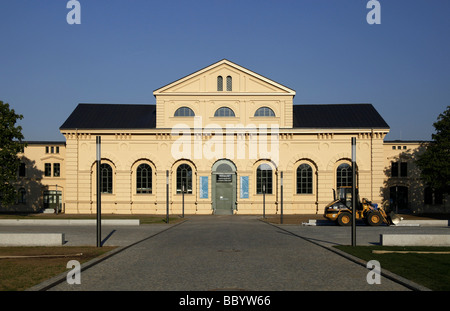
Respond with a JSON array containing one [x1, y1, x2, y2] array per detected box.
[[388, 211, 402, 225]]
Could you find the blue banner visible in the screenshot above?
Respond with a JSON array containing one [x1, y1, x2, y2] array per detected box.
[[200, 176, 208, 199], [240, 176, 249, 199]]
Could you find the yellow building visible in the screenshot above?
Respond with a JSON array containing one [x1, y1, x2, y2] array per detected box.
[[11, 141, 66, 213], [6, 60, 448, 214], [383, 140, 449, 213]]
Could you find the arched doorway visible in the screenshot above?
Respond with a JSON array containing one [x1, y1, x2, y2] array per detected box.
[[212, 159, 237, 215]]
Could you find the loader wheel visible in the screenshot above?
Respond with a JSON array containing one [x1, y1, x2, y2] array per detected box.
[[337, 212, 352, 226], [367, 211, 382, 226]]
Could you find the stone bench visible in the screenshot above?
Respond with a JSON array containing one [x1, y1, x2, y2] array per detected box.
[[0, 233, 65, 246], [380, 234, 450, 246], [0, 219, 140, 226]]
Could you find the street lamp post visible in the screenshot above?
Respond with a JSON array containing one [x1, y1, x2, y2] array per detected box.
[[182, 183, 185, 218], [55, 184, 59, 215], [263, 184, 266, 219], [166, 170, 169, 224], [96, 136, 101, 247], [280, 172, 283, 224], [351, 137, 356, 247]]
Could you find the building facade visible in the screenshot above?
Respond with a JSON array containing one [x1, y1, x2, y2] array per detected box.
[[9, 141, 66, 213], [6, 60, 449, 214]]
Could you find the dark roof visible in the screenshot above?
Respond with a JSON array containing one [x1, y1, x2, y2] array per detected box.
[[60, 104, 156, 130], [24, 141, 66, 145], [60, 103, 389, 131], [292, 104, 389, 129], [384, 140, 430, 143]]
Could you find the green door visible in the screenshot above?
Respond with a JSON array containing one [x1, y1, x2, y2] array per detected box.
[[212, 160, 237, 215], [215, 174, 234, 215]]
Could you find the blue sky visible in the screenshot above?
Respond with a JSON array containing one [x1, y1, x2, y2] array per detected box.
[[1, 0, 449, 141]]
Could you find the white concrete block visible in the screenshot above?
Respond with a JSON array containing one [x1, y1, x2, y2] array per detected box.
[[396, 220, 449, 226], [381, 234, 450, 246], [0, 233, 65, 246], [0, 219, 139, 226]]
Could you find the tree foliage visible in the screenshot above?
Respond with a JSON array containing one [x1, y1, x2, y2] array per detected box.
[[0, 101, 26, 206], [416, 106, 450, 194]]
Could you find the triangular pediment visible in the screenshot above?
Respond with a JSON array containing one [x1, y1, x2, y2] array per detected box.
[[153, 59, 296, 96]]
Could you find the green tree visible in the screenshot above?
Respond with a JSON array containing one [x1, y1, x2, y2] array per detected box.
[[416, 106, 450, 194], [0, 101, 26, 206]]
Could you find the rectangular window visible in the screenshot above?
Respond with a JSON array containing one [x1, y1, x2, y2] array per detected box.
[[425, 187, 444, 205], [435, 189, 444, 205], [391, 162, 399, 177], [424, 187, 433, 205], [400, 162, 407, 177], [45, 146, 49, 153], [19, 163, 26, 177], [45, 163, 52, 177], [53, 163, 60, 177]]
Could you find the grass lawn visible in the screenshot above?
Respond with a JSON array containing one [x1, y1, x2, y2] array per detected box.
[[335, 245, 450, 291], [0, 246, 116, 291], [0, 214, 184, 291]]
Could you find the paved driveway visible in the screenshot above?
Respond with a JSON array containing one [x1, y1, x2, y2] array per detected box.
[[49, 215, 410, 291]]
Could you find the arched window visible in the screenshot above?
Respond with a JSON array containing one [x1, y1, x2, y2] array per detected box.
[[136, 164, 152, 194], [174, 107, 195, 117], [177, 164, 192, 194], [100, 163, 113, 194], [254, 107, 275, 117], [296, 164, 313, 194], [217, 76, 223, 91], [214, 107, 235, 117], [226, 76, 232, 91], [256, 163, 272, 194], [336, 163, 352, 188]]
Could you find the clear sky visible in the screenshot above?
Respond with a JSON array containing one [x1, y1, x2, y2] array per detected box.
[[1, 0, 449, 141]]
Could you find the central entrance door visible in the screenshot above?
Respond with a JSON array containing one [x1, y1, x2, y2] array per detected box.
[[212, 160, 237, 215]]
